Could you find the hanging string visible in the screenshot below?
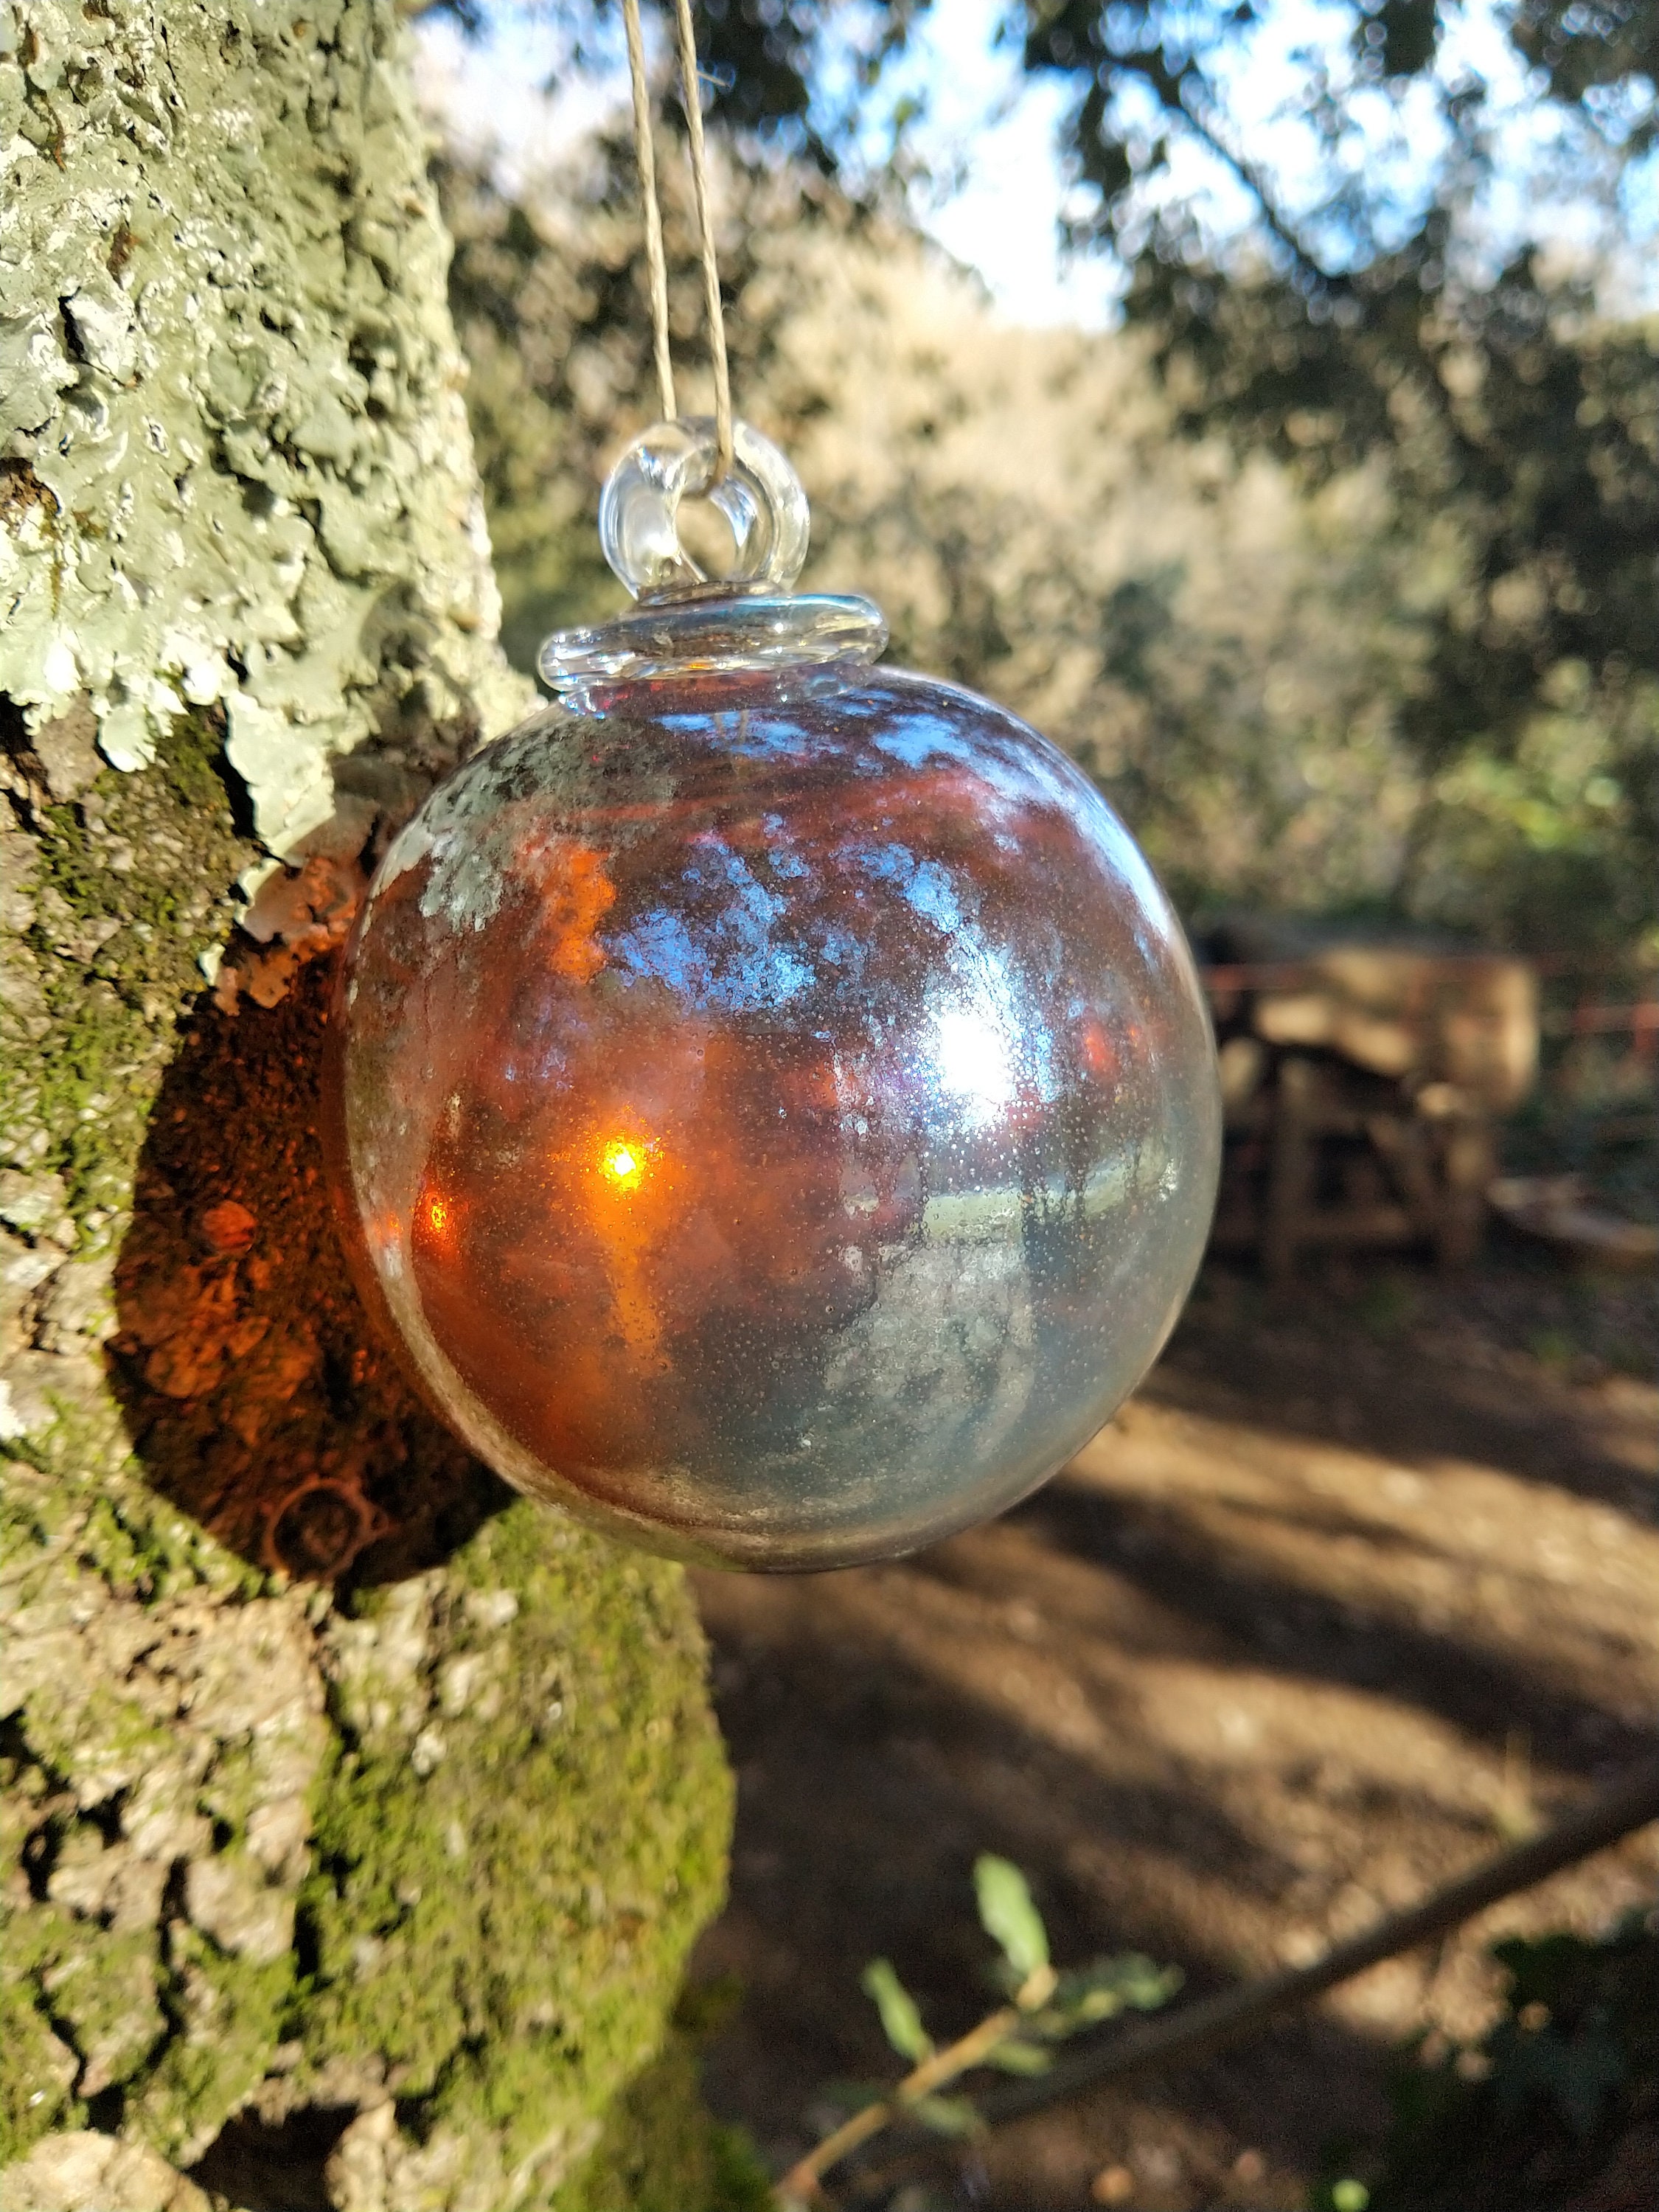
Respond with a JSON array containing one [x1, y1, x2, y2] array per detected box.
[[619, 0, 734, 482], [669, 0, 734, 481], [620, 0, 675, 422]]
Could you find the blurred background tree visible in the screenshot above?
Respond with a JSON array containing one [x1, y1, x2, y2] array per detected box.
[[1014, 0, 1659, 955], [423, 0, 1658, 959]]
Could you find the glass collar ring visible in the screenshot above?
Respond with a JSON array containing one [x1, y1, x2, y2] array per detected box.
[[325, 419, 1222, 1571]]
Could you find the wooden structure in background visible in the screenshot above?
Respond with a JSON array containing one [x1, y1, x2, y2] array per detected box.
[[1202, 919, 1540, 1281]]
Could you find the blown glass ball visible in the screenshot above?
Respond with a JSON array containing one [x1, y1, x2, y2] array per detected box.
[[325, 421, 1220, 1569]]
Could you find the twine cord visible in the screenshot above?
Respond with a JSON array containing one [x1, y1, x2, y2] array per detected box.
[[619, 0, 734, 481], [670, 0, 734, 478], [621, 0, 675, 422]]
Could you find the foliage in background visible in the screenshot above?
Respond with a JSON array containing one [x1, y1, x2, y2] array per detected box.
[[441, 128, 1656, 954], [1313, 1904, 1659, 2212], [773, 1854, 1178, 2205], [1009, 0, 1659, 957]]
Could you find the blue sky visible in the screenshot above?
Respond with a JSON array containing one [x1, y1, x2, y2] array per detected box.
[[415, 0, 1658, 327]]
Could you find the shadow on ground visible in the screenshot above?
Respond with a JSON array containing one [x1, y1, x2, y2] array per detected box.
[[689, 1259, 1659, 2211]]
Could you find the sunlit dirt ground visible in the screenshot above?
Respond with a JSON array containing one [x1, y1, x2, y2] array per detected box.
[[689, 1253, 1659, 2211]]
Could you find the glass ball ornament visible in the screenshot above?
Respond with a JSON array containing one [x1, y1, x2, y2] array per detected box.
[[324, 420, 1221, 1571]]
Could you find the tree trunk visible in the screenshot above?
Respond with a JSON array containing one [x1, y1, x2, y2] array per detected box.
[[0, 6, 732, 2208]]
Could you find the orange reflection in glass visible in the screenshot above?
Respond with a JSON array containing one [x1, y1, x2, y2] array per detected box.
[[330, 662, 1224, 1571], [599, 1138, 646, 1192], [585, 1130, 666, 1368]]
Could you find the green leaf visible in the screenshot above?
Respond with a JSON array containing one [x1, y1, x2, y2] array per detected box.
[[1120, 1958, 1183, 2011], [1075, 1954, 1183, 2013], [1060, 1987, 1122, 2028], [1026, 1956, 1183, 2042], [973, 1854, 1049, 1980], [983, 2037, 1052, 2075], [860, 1958, 933, 2064], [908, 2093, 984, 2139]]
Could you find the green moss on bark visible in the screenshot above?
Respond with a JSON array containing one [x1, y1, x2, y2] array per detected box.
[[1, 7, 735, 2199], [550, 2034, 773, 2212], [1, 711, 252, 1226], [132, 1941, 297, 2171], [1, 619, 735, 2212], [3, 1452, 733, 2199], [296, 1504, 733, 2194], [0, 1972, 80, 2152]]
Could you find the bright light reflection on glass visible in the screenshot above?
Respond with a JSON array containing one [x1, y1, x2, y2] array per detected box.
[[932, 1004, 1015, 1127], [601, 1138, 647, 1189]]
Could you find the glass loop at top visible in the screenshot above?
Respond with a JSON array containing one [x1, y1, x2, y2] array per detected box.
[[539, 415, 888, 694], [602, 417, 808, 597]]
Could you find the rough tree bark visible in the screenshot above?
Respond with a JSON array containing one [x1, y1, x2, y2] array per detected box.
[[0, 6, 733, 2208]]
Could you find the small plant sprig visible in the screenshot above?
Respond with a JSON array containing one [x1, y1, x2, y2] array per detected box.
[[774, 1856, 1179, 2207]]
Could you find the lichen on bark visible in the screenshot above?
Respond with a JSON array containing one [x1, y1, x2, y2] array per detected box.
[[0, 5, 736, 2206], [0, 0, 529, 853]]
